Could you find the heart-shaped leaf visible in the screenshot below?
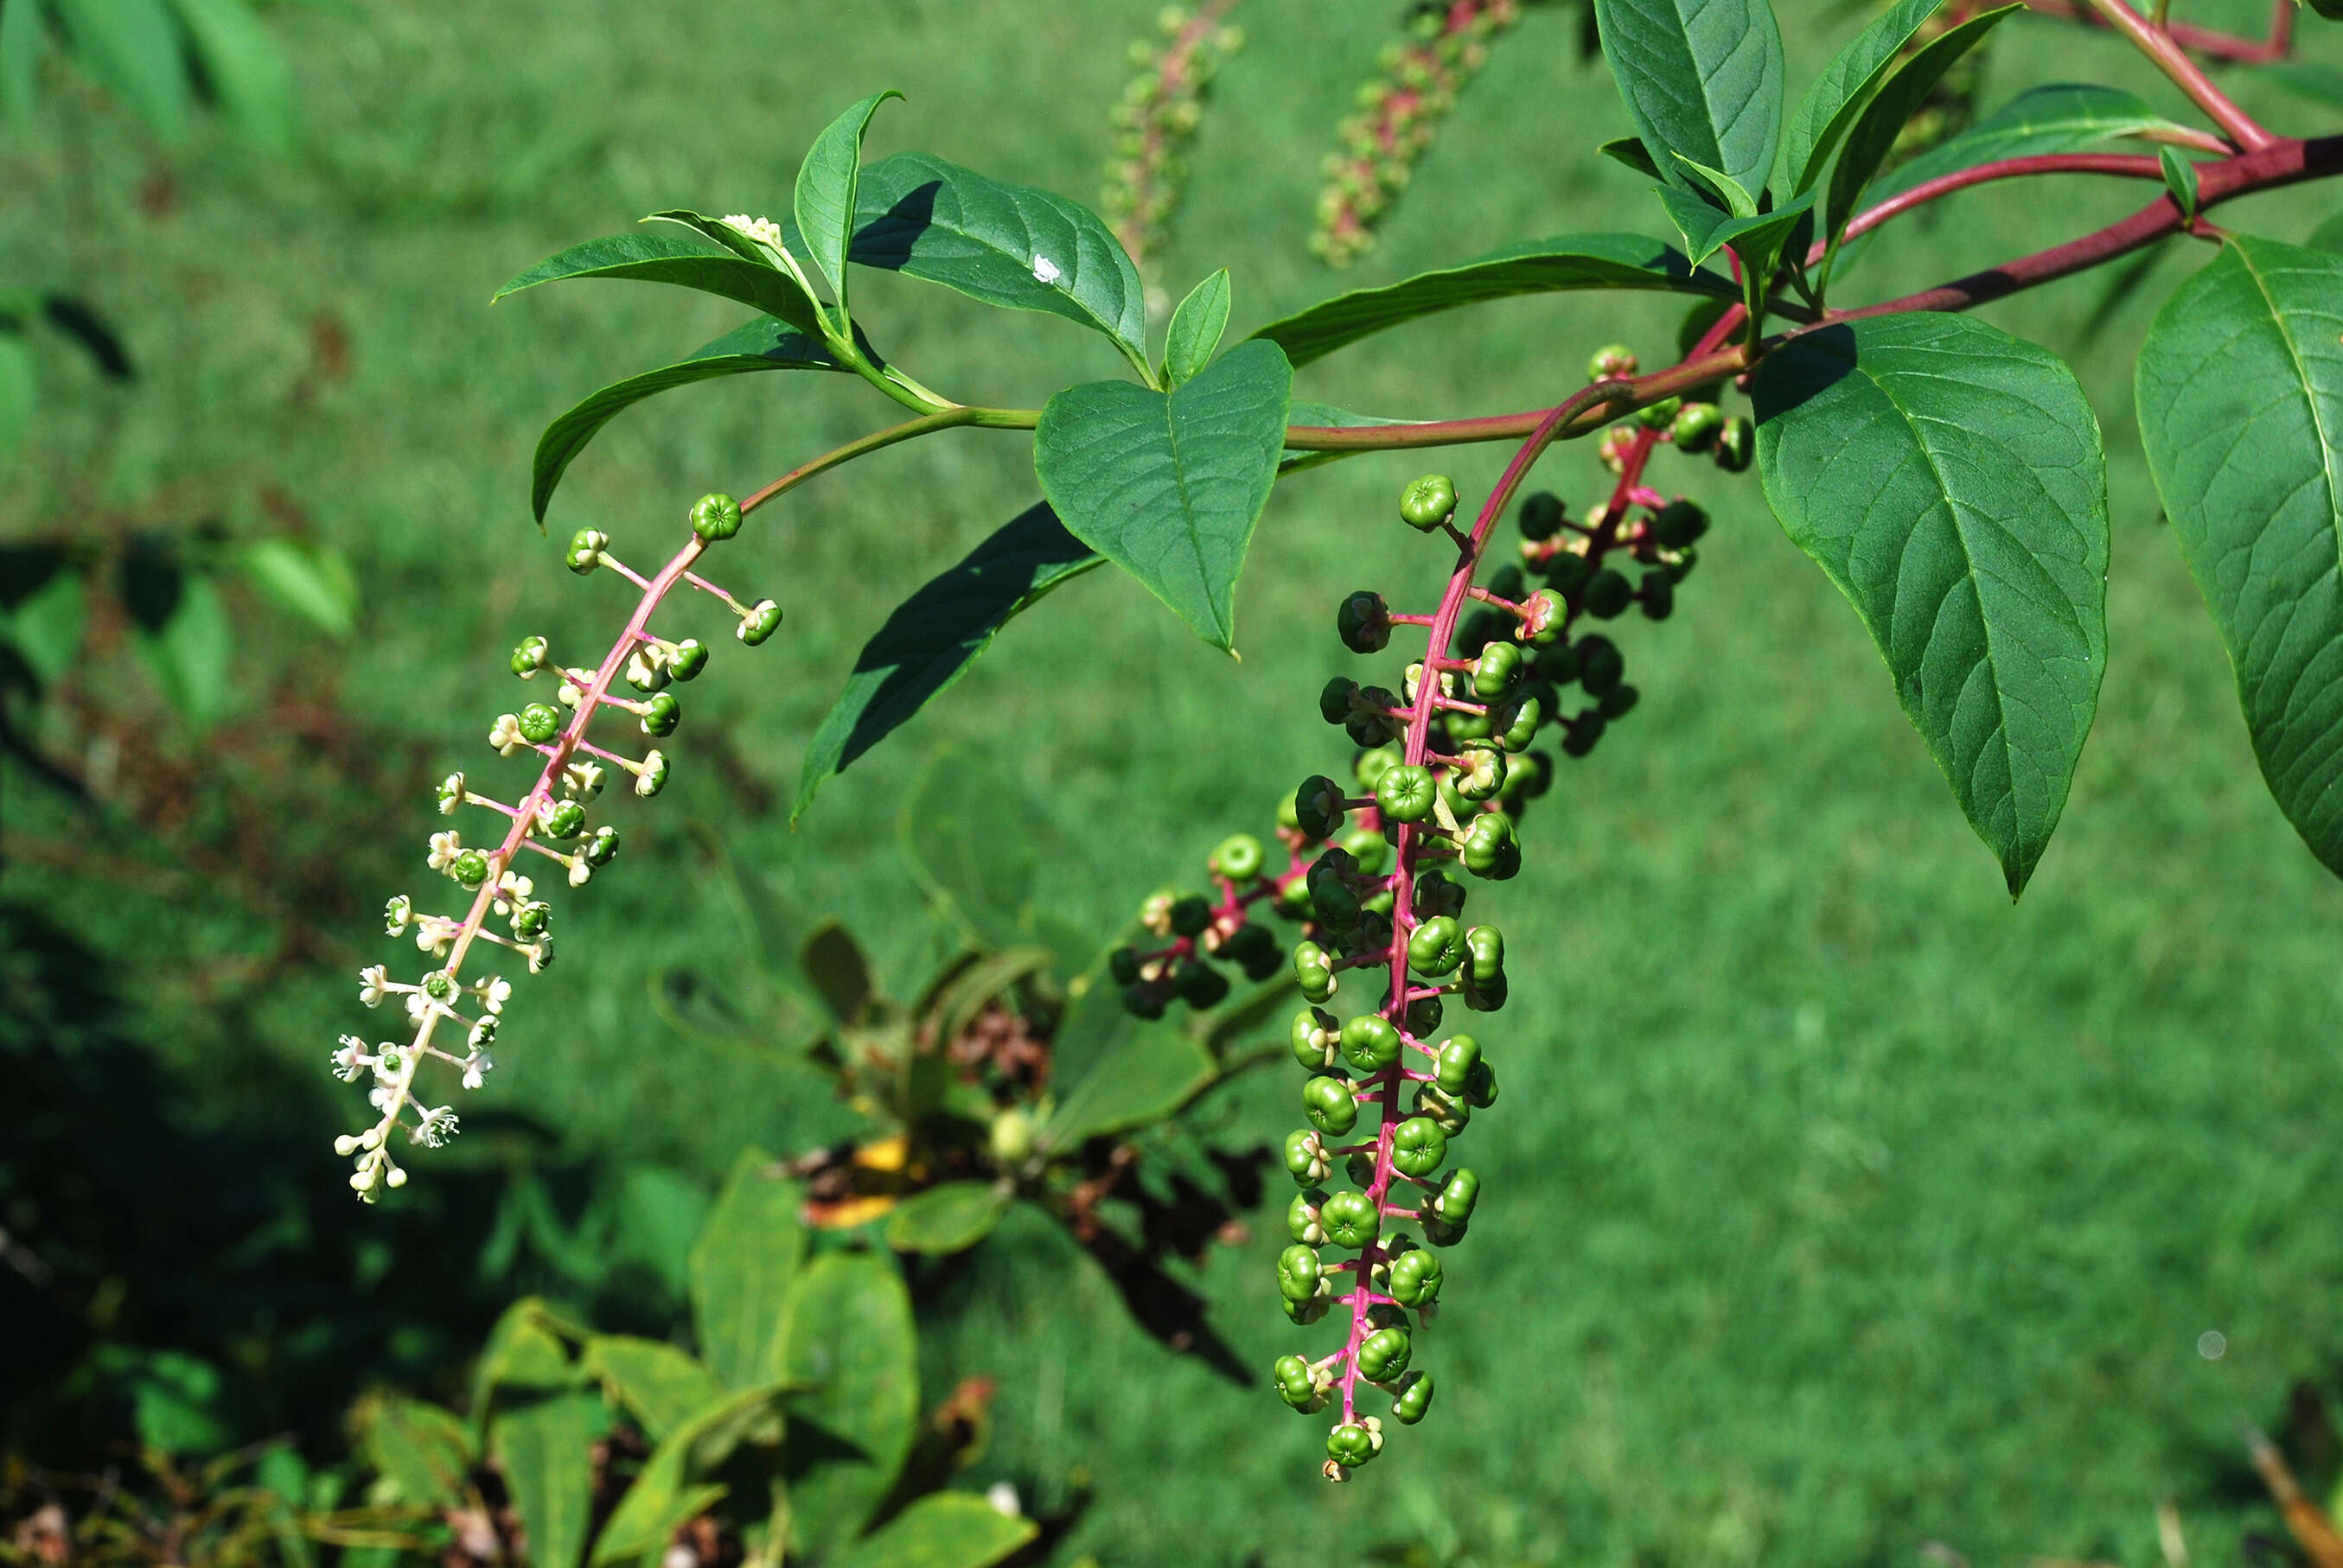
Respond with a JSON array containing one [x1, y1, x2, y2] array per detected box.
[[2136, 236, 2343, 876], [1593, 0, 1784, 201], [1033, 337, 1293, 650], [1754, 314, 2109, 896], [795, 91, 903, 313]]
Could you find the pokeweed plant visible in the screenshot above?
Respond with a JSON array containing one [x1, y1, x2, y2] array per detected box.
[[335, 0, 2343, 1481]]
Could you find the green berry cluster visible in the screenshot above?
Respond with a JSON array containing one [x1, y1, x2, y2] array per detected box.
[[1101, 3, 1246, 281], [1108, 827, 1311, 1018], [1311, 0, 1520, 268]]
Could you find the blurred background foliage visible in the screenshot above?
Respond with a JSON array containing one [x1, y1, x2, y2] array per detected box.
[[10, 0, 2343, 1563]]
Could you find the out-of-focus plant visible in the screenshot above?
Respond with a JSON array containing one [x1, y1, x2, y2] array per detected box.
[[1100, 2, 1245, 303]]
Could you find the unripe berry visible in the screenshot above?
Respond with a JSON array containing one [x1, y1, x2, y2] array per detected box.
[[510, 635, 549, 678], [1399, 473, 1458, 530], [1433, 1167, 1480, 1225], [1460, 811, 1518, 879], [1518, 589, 1566, 646], [690, 492, 743, 541], [1464, 924, 1503, 984], [989, 1107, 1035, 1165], [1353, 745, 1401, 790], [1357, 1324, 1412, 1383], [540, 800, 586, 840], [737, 600, 783, 646], [1327, 1422, 1380, 1467], [1671, 400, 1725, 452], [635, 749, 670, 797], [518, 703, 562, 744], [1288, 1188, 1331, 1245], [1169, 896, 1213, 938], [1636, 394, 1682, 430], [667, 638, 710, 680], [1414, 1081, 1471, 1134], [1111, 947, 1142, 986], [1471, 641, 1521, 699], [1408, 915, 1463, 977], [1319, 1188, 1380, 1249], [1123, 984, 1169, 1020], [640, 691, 681, 736], [1178, 959, 1230, 1008], [1640, 573, 1675, 621], [452, 850, 490, 889], [1391, 1370, 1436, 1425], [1291, 1006, 1342, 1070], [1389, 1115, 1448, 1177], [1284, 1129, 1332, 1186], [1491, 691, 1542, 752], [1336, 590, 1391, 653], [1374, 763, 1437, 823], [1338, 1013, 1401, 1073], [1293, 774, 1347, 840], [1434, 1034, 1481, 1094], [1574, 634, 1625, 696], [565, 528, 608, 575], [1277, 1243, 1325, 1302], [1388, 1247, 1443, 1310], [1303, 1074, 1359, 1135], [1581, 568, 1633, 620], [1650, 499, 1708, 547], [1517, 490, 1564, 540], [1338, 825, 1392, 875], [1274, 1354, 1322, 1411], [1293, 940, 1337, 1003], [1714, 415, 1755, 472], [1587, 343, 1638, 379]]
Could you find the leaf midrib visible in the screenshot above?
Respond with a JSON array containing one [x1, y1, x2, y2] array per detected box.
[[2229, 241, 2343, 592]]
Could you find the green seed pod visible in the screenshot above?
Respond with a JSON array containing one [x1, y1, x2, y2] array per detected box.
[[634, 749, 670, 798], [510, 635, 549, 678], [1178, 959, 1230, 1009], [423, 969, 456, 1001], [1491, 691, 1542, 752], [1391, 1370, 1436, 1425], [667, 639, 709, 680], [1650, 499, 1709, 547], [1390, 1115, 1448, 1177], [1284, 1128, 1332, 1186], [1433, 1167, 1480, 1225], [1347, 685, 1404, 749], [1169, 896, 1214, 938], [1637, 394, 1682, 430], [1405, 992, 1444, 1037], [1464, 925, 1503, 984], [511, 901, 550, 940], [1327, 1422, 1379, 1467], [1389, 1247, 1443, 1310], [1344, 1150, 1377, 1188], [1452, 746, 1506, 802], [1320, 1188, 1380, 1250], [1574, 634, 1625, 696], [1714, 414, 1754, 473], [1408, 915, 1463, 977], [1518, 490, 1564, 540], [1357, 1324, 1412, 1383], [1460, 811, 1517, 879], [1587, 343, 1638, 380], [1339, 825, 1392, 876], [1110, 947, 1142, 986], [1423, 1212, 1469, 1247], [1399, 473, 1458, 530], [1336, 590, 1391, 653], [1375, 764, 1437, 823], [1303, 1074, 1359, 1135], [1581, 568, 1633, 620], [1434, 1035, 1482, 1095], [1291, 1007, 1341, 1070], [1353, 745, 1401, 790], [737, 599, 783, 646], [452, 850, 490, 889], [1277, 1243, 1324, 1303], [690, 492, 743, 541], [1472, 641, 1523, 698], [1414, 1081, 1471, 1134], [540, 800, 587, 841], [1412, 869, 1465, 921], [517, 703, 562, 744], [625, 648, 671, 694], [1211, 832, 1265, 882], [1600, 682, 1641, 720], [564, 528, 607, 575], [1463, 1059, 1498, 1108], [1283, 1289, 1331, 1326], [1274, 1354, 1321, 1411], [1293, 940, 1337, 1004], [639, 691, 680, 737], [1338, 1013, 1401, 1073], [1307, 851, 1362, 926], [1293, 774, 1348, 840], [1287, 1189, 1331, 1245], [1671, 400, 1725, 452], [1318, 677, 1360, 726]]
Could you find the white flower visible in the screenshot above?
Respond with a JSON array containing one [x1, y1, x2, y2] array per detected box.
[[563, 760, 604, 800], [375, 1045, 408, 1080], [476, 976, 511, 1015], [437, 772, 466, 814], [427, 831, 463, 872], [722, 214, 785, 250], [412, 1106, 459, 1149], [468, 1015, 499, 1049], [635, 749, 668, 798], [405, 991, 433, 1020], [331, 1036, 373, 1082], [568, 857, 592, 889], [462, 1051, 495, 1091], [359, 965, 392, 1007], [558, 682, 582, 709], [1031, 254, 1062, 284], [493, 872, 533, 916], [523, 940, 552, 975], [489, 713, 527, 757], [415, 919, 454, 957], [383, 895, 413, 935]]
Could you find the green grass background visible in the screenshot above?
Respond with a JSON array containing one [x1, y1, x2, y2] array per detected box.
[[10, 0, 2343, 1561]]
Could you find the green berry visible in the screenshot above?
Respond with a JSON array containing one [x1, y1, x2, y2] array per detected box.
[[1518, 490, 1564, 540], [1357, 1324, 1412, 1383], [1283, 1291, 1331, 1326], [1111, 947, 1142, 986], [1274, 1354, 1321, 1411], [518, 703, 562, 744], [1178, 959, 1230, 1008], [1337, 590, 1391, 653], [1404, 992, 1444, 1037], [1293, 941, 1337, 1004], [1714, 414, 1754, 473], [1327, 1422, 1379, 1467], [510, 635, 548, 678], [452, 850, 490, 889], [1389, 1248, 1443, 1310], [511, 902, 550, 940], [1288, 1189, 1331, 1245], [640, 691, 680, 737], [1460, 811, 1518, 878], [1338, 1013, 1401, 1073], [1390, 1115, 1448, 1177], [1353, 746, 1401, 790], [1650, 499, 1709, 547], [1277, 1244, 1324, 1303], [667, 639, 709, 680], [565, 527, 607, 575], [1637, 394, 1682, 430], [1375, 764, 1437, 823], [1575, 635, 1625, 696], [1433, 1167, 1480, 1225], [1408, 915, 1463, 977], [1123, 984, 1169, 1020], [690, 492, 743, 541], [1211, 833, 1265, 882], [1543, 547, 1595, 595], [1434, 1035, 1481, 1095], [1318, 677, 1360, 726], [1581, 568, 1633, 620], [1339, 825, 1392, 875], [1640, 573, 1675, 621], [1414, 1081, 1471, 1134], [1391, 1370, 1436, 1425], [1226, 921, 1284, 982], [1587, 343, 1638, 380], [1671, 400, 1725, 452], [1472, 641, 1522, 698], [1491, 691, 1543, 752], [634, 749, 670, 798], [1320, 1189, 1380, 1250], [1423, 1212, 1469, 1247], [1601, 681, 1641, 720], [1518, 588, 1566, 646], [1399, 473, 1459, 530], [540, 800, 586, 840], [737, 599, 783, 646], [1463, 1059, 1499, 1108], [1452, 746, 1506, 801], [1293, 775, 1347, 840], [1169, 896, 1213, 938], [1344, 1150, 1377, 1188], [1303, 1074, 1359, 1136], [1284, 1129, 1332, 1186], [1464, 925, 1503, 984]]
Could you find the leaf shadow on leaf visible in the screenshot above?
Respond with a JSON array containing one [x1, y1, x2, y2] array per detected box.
[[846, 177, 941, 271], [1747, 322, 1861, 420]]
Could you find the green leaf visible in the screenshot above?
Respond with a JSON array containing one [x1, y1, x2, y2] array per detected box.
[[883, 1182, 1011, 1256], [1593, 0, 1784, 201], [2159, 145, 2199, 220], [1041, 1023, 1215, 1152], [1824, 6, 2022, 252], [52, 0, 187, 142], [471, 1299, 578, 1442], [1671, 152, 1756, 217], [799, 919, 876, 1028], [531, 316, 839, 521], [1034, 336, 1292, 651], [493, 232, 821, 336], [491, 1393, 601, 1568], [2258, 59, 2343, 112], [1867, 83, 2193, 211], [0, 564, 84, 689], [795, 90, 903, 313], [1752, 314, 2108, 896], [1163, 269, 1230, 386], [0, 0, 45, 127], [1653, 184, 1812, 270], [583, 1336, 725, 1445], [899, 744, 1033, 949], [169, 0, 293, 155], [591, 1386, 781, 1567], [776, 1252, 919, 1559], [2135, 235, 2343, 876], [852, 151, 1150, 378], [1598, 135, 1662, 179], [239, 538, 356, 640], [824, 1493, 1037, 1568], [689, 1151, 804, 1391], [1249, 233, 1726, 368], [354, 1395, 474, 1508], [793, 502, 1102, 823], [2307, 212, 2343, 253], [0, 330, 31, 452], [136, 573, 231, 733], [1778, 0, 1943, 194]]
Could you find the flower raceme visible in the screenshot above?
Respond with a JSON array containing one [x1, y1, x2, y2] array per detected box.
[[330, 493, 778, 1199]]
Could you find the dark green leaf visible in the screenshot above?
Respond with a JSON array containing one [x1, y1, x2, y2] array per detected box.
[[899, 743, 1033, 948], [853, 151, 1150, 377], [1824, 5, 2024, 251], [2308, 212, 2343, 253], [1865, 83, 2192, 211], [169, 0, 293, 155], [2159, 145, 2199, 220], [1593, 0, 1784, 201], [1670, 152, 1756, 216], [491, 1393, 602, 1568], [239, 538, 356, 641], [590, 1386, 780, 1567], [135, 574, 230, 733], [531, 315, 839, 521], [1653, 184, 1812, 270], [1779, 0, 1942, 194], [689, 1150, 804, 1391], [1037, 979, 1216, 1152], [470, 1300, 577, 1443], [792, 503, 1102, 822], [1033, 337, 1292, 650], [0, 565, 85, 689], [823, 1493, 1037, 1568], [883, 1182, 1011, 1256], [2136, 236, 2343, 876], [583, 1336, 724, 1445], [795, 90, 903, 312], [1164, 269, 1230, 386], [52, 0, 187, 142], [799, 920, 876, 1027], [354, 1395, 473, 1508], [1598, 135, 1661, 178], [1249, 234, 1726, 367], [492, 232, 821, 336], [2258, 59, 2343, 111], [776, 1252, 919, 1559], [1753, 314, 2108, 895]]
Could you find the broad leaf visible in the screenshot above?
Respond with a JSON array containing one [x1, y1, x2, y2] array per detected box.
[[583, 1336, 724, 1444], [590, 1386, 781, 1567], [1824, 6, 2022, 251], [170, 0, 294, 156], [1778, 0, 1942, 194], [2136, 236, 2343, 876], [799, 920, 876, 1028], [1598, 136, 1662, 179], [136, 575, 231, 733], [792, 503, 1102, 822], [689, 1151, 804, 1391], [0, 0, 41, 125], [239, 539, 356, 641], [354, 1395, 472, 1509], [1033, 337, 1292, 650], [2160, 146, 2199, 220], [795, 90, 903, 311], [1593, 0, 1784, 201], [1164, 269, 1231, 386], [853, 151, 1150, 377], [1865, 84, 2195, 212], [1249, 234, 1725, 367], [824, 1493, 1037, 1568], [1752, 315, 2108, 895], [531, 316, 839, 520], [884, 1182, 1011, 1255], [493, 232, 821, 336], [490, 1393, 601, 1568], [0, 565, 86, 690], [52, 0, 187, 142], [1041, 1025, 1215, 1152], [0, 332, 31, 452], [470, 1298, 577, 1437], [776, 1252, 919, 1559], [1653, 184, 1812, 270]]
